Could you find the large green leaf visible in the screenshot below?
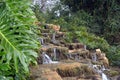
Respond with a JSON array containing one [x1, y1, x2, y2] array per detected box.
[[0, 0, 40, 79]]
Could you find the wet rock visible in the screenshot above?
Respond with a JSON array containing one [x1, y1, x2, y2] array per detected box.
[[38, 46, 69, 62], [46, 46, 68, 60], [68, 49, 90, 59], [39, 37, 51, 45]]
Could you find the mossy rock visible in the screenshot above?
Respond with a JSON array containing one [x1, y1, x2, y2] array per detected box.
[[57, 63, 81, 77], [77, 50, 89, 58], [105, 70, 120, 77], [67, 49, 90, 59], [91, 61, 103, 65], [57, 63, 96, 77], [40, 46, 69, 60], [80, 64, 96, 75], [65, 43, 85, 50]]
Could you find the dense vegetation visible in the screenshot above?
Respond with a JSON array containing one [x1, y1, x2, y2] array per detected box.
[[0, 0, 39, 79], [33, 0, 120, 66], [61, 0, 120, 45]]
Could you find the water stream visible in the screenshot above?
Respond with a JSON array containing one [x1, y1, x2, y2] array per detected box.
[[91, 52, 109, 80], [53, 48, 57, 60], [92, 65, 109, 80], [39, 38, 44, 45], [42, 52, 58, 64], [52, 32, 56, 41], [102, 73, 108, 80]]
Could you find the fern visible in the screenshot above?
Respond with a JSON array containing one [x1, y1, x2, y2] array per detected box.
[[0, 1, 39, 79]]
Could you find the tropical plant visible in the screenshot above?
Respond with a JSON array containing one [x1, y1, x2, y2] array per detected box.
[[0, 0, 39, 79]]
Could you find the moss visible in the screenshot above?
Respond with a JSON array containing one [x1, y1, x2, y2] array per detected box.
[[105, 70, 120, 77], [81, 64, 96, 75], [57, 63, 81, 77], [91, 61, 103, 65]]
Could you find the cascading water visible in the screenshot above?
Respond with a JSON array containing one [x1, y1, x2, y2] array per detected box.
[[39, 38, 44, 45], [92, 65, 102, 73], [42, 52, 58, 64], [53, 48, 57, 60], [92, 65, 109, 80], [102, 73, 108, 80], [42, 52, 52, 64], [68, 54, 73, 59], [52, 32, 56, 41], [75, 54, 80, 61], [101, 66, 109, 80], [52, 32, 58, 44], [91, 49, 109, 80]]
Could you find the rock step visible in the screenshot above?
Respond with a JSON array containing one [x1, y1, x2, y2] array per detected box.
[[39, 37, 51, 45], [40, 46, 68, 52], [65, 43, 86, 50], [35, 23, 111, 80], [67, 49, 90, 59], [30, 67, 62, 80], [37, 46, 69, 64], [41, 32, 65, 39], [30, 62, 102, 80]]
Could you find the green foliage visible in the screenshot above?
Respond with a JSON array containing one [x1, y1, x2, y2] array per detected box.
[[0, 0, 39, 79], [107, 46, 120, 66], [65, 27, 109, 51], [61, 0, 120, 45]]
